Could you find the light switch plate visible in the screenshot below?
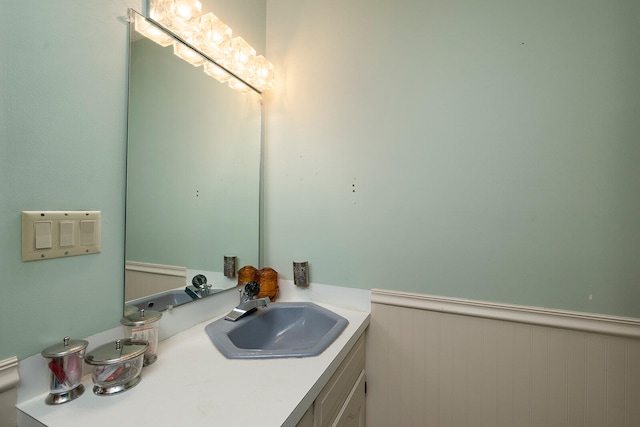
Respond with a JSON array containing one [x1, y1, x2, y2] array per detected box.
[[22, 211, 101, 261]]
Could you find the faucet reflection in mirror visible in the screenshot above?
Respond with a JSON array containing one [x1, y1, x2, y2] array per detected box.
[[136, 0, 274, 93]]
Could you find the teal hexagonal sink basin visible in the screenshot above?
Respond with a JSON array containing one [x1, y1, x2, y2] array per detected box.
[[205, 302, 348, 359]]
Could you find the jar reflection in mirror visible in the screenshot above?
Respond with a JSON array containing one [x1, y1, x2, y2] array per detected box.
[[238, 265, 257, 286], [224, 255, 237, 278]]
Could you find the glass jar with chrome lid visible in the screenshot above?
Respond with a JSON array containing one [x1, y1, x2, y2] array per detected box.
[[41, 336, 88, 405], [85, 338, 148, 396], [120, 308, 162, 366]]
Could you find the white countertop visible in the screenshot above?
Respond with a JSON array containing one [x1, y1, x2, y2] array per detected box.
[[17, 301, 370, 427]]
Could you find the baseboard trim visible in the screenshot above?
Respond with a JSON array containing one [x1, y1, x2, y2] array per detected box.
[[371, 289, 640, 339]]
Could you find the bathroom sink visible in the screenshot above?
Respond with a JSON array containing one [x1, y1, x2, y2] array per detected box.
[[205, 302, 348, 359], [126, 289, 193, 312]]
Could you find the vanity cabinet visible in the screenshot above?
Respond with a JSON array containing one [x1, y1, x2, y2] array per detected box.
[[297, 335, 366, 427], [16, 302, 370, 427]]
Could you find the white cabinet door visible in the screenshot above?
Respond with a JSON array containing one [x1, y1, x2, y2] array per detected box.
[[315, 336, 365, 427], [296, 405, 314, 427], [332, 370, 365, 427], [297, 335, 366, 427]]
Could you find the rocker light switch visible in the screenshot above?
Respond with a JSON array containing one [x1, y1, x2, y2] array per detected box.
[[59, 220, 75, 247], [80, 220, 96, 246], [34, 221, 52, 249]]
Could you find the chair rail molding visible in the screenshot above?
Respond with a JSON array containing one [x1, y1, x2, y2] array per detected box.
[[371, 289, 640, 339], [0, 356, 19, 393]]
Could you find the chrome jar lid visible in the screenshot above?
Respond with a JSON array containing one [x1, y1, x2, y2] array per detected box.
[[85, 339, 149, 366], [41, 337, 88, 358], [120, 308, 162, 327]]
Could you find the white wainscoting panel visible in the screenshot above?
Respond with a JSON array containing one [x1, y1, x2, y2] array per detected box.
[[367, 290, 640, 427], [124, 261, 187, 301]]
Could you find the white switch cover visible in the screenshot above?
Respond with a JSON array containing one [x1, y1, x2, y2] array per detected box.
[[22, 211, 101, 261]]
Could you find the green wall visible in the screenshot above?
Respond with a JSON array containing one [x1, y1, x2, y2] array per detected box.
[[264, 0, 640, 317], [0, 0, 265, 361], [1, 0, 637, 362], [0, 1, 141, 361]]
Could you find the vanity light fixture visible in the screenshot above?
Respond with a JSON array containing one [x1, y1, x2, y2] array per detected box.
[[140, 0, 274, 93]]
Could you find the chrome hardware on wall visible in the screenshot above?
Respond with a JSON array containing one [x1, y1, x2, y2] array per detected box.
[[224, 255, 237, 278], [293, 261, 309, 287]]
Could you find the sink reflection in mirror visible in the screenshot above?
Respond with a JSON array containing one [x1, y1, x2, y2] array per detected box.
[[205, 302, 349, 359], [126, 289, 195, 312], [125, 268, 233, 312]]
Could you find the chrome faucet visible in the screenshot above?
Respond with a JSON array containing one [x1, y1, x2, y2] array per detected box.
[[224, 281, 270, 321], [185, 274, 212, 300]]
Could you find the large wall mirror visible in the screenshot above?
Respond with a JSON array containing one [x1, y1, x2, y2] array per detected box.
[[124, 11, 262, 312]]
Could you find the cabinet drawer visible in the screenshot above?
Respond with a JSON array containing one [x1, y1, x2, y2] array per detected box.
[[314, 335, 365, 427]]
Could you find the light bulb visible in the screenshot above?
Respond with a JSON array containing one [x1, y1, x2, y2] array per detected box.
[[173, 42, 206, 66], [134, 13, 173, 47], [204, 61, 231, 83], [229, 37, 256, 69], [250, 55, 274, 91], [228, 77, 251, 93], [150, 0, 201, 40], [196, 13, 232, 63]]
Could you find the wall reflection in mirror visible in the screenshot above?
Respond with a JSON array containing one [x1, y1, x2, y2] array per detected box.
[[124, 12, 262, 313]]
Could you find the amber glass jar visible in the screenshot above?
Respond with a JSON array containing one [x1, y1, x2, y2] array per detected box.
[[237, 265, 258, 286], [256, 267, 279, 302]]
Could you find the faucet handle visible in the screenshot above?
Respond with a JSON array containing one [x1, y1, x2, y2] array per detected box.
[[243, 281, 260, 299], [192, 274, 208, 289]]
